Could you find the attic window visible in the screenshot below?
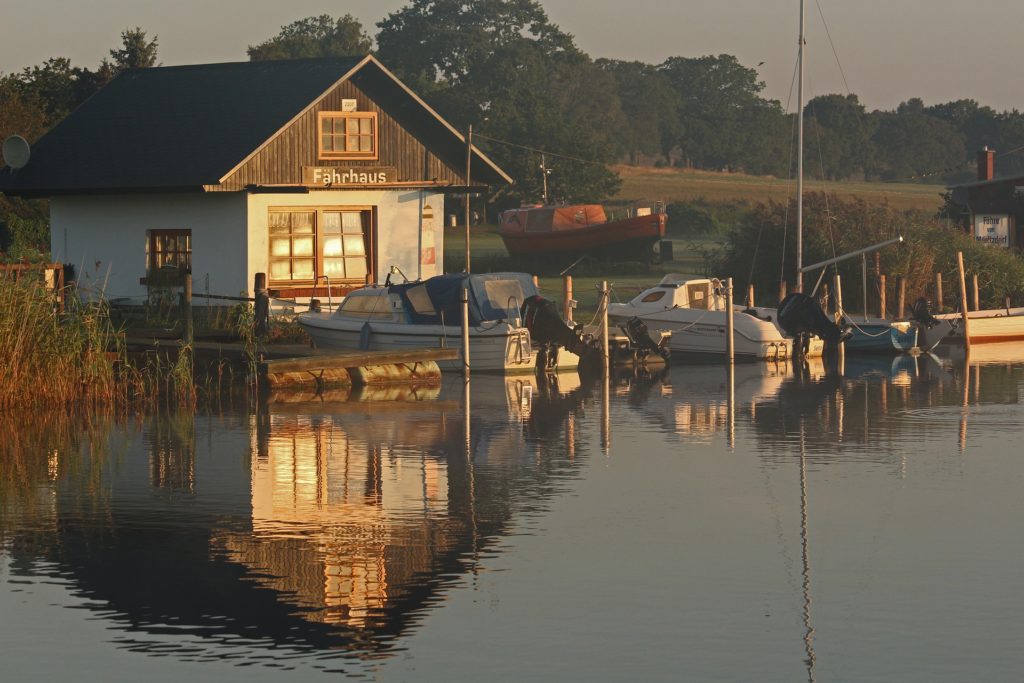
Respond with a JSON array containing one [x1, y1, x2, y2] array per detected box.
[[318, 111, 378, 160]]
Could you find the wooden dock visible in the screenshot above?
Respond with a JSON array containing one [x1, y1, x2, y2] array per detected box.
[[259, 348, 458, 390]]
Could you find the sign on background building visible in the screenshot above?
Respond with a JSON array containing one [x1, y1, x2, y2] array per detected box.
[[973, 214, 1010, 247]]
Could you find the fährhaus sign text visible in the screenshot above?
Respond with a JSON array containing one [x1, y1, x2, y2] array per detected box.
[[302, 166, 397, 187]]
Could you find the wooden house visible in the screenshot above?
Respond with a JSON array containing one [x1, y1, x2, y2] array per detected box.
[[0, 55, 510, 301], [947, 147, 1024, 249]]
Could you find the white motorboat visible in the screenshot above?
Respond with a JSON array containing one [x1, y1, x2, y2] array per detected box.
[[609, 275, 816, 360], [298, 272, 588, 374]]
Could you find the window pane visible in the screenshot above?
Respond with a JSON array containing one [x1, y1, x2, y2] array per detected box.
[[321, 212, 341, 232], [292, 236, 314, 256], [323, 258, 344, 277], [321, 134, 333, 152], [292, 212, 314, 232], [269, 213, 290, 233], [346, 257, 368, 280], [341, 212, 362, 232], [270, 260, 291, 279], [359, 136, 371, 152], [346, 118, 359, 135], [360, 118, 372, 134], [292, 259, 314, 280], [322, 236, 342, 257], [270, 238, 291, 257], [343, 234, 365, 256]]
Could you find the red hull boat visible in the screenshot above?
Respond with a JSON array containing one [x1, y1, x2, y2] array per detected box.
[[498, 204, 666, 259]]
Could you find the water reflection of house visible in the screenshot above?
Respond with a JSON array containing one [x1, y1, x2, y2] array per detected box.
[[215, 409, 460, 630]]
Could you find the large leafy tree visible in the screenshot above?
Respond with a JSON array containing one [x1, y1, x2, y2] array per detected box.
[[597, 59, 681, 165], [802, 94, 874, 180], [657, 54, 780, 170], [376, 0, 621, 204], [869, 105, 966, 180], [248, 15, 373, 61], [376, 0, 577, 95]]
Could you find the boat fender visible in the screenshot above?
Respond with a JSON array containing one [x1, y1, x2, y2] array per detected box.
[[359, 321, 373, 350]]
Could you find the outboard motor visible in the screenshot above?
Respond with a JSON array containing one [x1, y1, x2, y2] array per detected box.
[[777, 293, 851, 352], [622, 316, 670, 362], [909, 297, 940, 328], [521, 295, 601, 372]]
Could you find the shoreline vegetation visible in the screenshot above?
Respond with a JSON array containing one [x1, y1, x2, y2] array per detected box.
[[0, 275, 203, 411]]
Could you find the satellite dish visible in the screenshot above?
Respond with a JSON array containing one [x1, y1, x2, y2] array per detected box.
[[2, 135, 30, 170]]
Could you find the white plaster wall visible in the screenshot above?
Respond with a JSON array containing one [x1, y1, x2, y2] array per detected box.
[[246, 189, 444, 287], [50, 193, 248, 300]]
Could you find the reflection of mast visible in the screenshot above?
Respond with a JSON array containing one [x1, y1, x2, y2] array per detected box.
[[799, 424, 817, 682], [464, 378, 479, 575], [727, 364, 736, 449]]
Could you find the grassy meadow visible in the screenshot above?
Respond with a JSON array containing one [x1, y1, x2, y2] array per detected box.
[[611, 164, 945, 213]]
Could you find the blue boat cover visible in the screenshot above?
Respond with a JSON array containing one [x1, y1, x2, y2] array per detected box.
[[392, 272, 538, 325]]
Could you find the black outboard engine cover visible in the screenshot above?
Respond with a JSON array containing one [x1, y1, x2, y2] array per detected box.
[[521, 295, 600, 368], [622, 316, 670, 360], [777, 293, 847, 345], [909, 297, 940, 328]]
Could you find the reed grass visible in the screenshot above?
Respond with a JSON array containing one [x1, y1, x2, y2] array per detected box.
[[0, 275, 198, 410]]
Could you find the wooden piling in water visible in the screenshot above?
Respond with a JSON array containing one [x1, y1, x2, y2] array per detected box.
[[747, 284, 755, 308], [726, 277, 735, 364], [957, 251, 971, 351], [935, 272, 944, 312], [778, 280, 787, 304], [461, 286, 470, 378], [897, 276, 906, 319], [254, 272, 269, 336], [563, 275, 574, 322], [183, 272, 193, 344], [972, 273, 979, 312], [879, 274, 887, 319]]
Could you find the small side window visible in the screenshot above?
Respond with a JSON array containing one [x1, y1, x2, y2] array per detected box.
[[641, 290, 666, 303]]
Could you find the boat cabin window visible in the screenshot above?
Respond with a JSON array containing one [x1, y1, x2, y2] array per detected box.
[[482, 280, 527, 319], [404, 284, 436, 315], [686, 283, 710, 310], [641, 290, 667, 303], [338, 293, 394, 319]]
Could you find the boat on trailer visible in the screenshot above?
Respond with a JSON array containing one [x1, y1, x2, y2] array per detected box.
[[297, 272, 594, 374], [498, 203, 666, 260]]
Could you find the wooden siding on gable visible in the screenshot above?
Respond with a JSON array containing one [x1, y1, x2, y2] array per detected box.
[[213, 81, 464, 191]]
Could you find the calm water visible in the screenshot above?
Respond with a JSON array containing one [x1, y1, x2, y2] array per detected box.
[[3, 346, 1024, 681]]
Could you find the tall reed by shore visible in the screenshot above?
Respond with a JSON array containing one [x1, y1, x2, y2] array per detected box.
[[0, 275, 196, 410]]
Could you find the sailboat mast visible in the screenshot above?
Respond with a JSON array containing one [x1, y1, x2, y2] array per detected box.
[[796, 0, 805, 293]]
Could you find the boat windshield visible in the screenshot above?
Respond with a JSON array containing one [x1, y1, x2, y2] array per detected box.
[[337, 292, 394, 319]]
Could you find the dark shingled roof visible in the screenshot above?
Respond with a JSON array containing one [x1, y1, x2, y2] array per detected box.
[[0, 56, 510, 194]]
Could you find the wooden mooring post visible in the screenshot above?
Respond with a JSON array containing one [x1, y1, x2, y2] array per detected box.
[[778, 280, 787, 304], [725, 277, 735, 364], [747, 284, 755, 308], [897, 276, 906, 319], [563, 274, 574, 322], [182, 272, 193, 344], [935, 272, 944, 312], [461, 286, 470, 378], [878, 274, 887, 319], [957, 251, 971, 351], [600, 280, 610, 376], [972, 273, 980, 311], [254, 272, 269, 337]]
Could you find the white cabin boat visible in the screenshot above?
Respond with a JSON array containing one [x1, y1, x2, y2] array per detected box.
[[298, 272, 580, 374], [609, 275, 822, 360]]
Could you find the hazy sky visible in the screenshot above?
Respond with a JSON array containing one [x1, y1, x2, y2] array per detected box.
[[3, 0, 1023, 113]]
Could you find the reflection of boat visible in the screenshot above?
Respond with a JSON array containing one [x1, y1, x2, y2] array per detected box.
[[498, 203, 666, 259], [608, 275, 818, 360], [297, 272, 582, 373]]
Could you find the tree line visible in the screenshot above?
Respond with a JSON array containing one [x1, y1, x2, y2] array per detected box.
[[3, 1, 1024, 225]]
